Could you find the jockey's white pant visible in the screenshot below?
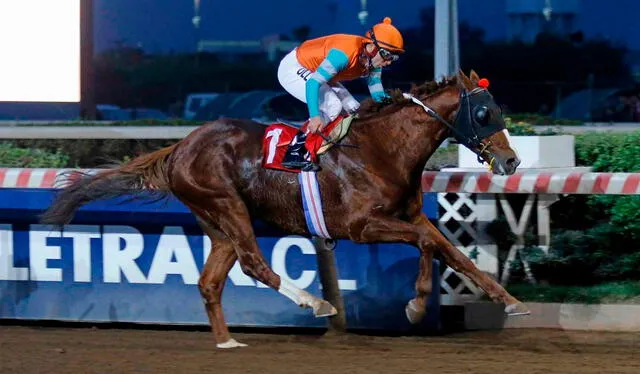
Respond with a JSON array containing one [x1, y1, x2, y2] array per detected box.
[[277, 48, 360, 124]]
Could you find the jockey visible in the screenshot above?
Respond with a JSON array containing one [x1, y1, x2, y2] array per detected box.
[[277, 17, 404, 171]]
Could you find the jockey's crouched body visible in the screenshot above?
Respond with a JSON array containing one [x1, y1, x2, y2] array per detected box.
[[277, 17, 404, 171]]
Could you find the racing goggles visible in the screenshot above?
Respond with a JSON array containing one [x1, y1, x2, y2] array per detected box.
[[378, 48, 399, 62]]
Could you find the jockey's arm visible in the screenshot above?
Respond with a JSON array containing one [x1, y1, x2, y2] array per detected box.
[[366, 67, 389, 102], [305, 48, 348, 118]]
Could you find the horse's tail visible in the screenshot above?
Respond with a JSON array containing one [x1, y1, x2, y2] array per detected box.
[[40, 143, 179, 226]]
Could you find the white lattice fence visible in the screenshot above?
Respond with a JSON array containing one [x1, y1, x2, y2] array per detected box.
[[424, 171, 640, 306], [436, 192, 498, 305]]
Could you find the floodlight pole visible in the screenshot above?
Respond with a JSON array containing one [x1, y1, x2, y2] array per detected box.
[[80, 0, 96, 120], [434, 0, 459, 81]]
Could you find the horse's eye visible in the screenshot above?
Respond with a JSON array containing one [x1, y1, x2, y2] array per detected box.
[[474, 106, 489, 123]]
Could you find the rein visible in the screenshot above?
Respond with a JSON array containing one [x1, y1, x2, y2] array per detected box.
[[315, 129, 359, 149], [311, 87, 498, 171]]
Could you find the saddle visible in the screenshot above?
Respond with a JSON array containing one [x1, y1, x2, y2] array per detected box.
[[261, 115, 356, 172], [317, 115, 356, 155]]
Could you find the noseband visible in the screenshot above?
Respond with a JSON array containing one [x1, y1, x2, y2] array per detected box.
[[403, 88, 505, 167]]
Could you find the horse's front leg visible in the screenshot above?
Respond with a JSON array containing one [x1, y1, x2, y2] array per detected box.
[[415, 216, 529, 315], [352, 214, 529, 323]]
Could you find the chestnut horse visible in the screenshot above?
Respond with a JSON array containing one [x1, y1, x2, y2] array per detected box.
[[41, 70, 529, 348]]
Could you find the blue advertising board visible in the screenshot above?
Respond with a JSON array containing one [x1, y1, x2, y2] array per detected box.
[[0, 189, 441, 332]]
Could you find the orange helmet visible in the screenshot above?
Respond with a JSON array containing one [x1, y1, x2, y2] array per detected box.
[[365, 17, 404, 53]]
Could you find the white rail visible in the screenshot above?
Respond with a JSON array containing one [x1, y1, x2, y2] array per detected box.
[[0, 123, 636, 139]]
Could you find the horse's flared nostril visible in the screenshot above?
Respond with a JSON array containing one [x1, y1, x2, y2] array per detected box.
[[506, 157, 520, 168]]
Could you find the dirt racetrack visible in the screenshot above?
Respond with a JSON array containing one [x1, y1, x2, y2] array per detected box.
[[1, 324, 639, 374]]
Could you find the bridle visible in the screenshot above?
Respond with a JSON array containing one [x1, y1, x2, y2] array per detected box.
[[403, 87, 505, 168]]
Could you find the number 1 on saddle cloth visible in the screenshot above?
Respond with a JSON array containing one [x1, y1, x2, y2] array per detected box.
[[262, 115, 344, 173]]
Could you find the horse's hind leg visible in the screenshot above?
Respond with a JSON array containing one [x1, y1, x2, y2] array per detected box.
[[196, 194, 337, 318], [194, 215, 246, 349]]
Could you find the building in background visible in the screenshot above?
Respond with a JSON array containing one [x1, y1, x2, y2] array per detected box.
[[197, 37, 298, 63], [506, 0, 580, 43]]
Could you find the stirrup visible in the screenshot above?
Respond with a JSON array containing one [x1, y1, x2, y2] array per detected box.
[[282, 159, 306, 169], [302, 162, 321, 172], [282, 154, 321, 171], [282, 159, 321, 171]]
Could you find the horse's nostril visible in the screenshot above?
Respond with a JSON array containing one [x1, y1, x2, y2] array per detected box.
[[506, 157, 519, 167]]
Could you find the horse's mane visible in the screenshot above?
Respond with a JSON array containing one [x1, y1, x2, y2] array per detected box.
[[356, 76, 458, 119], [408, 75, 458, 98]]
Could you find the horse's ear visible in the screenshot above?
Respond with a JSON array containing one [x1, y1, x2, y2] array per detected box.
[[457, 69, 467, 80], [457, 69, 473, 90], [469, 70, 480, 84]]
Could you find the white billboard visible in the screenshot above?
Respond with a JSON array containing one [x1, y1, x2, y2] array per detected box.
[[0, 1, 81, 103]]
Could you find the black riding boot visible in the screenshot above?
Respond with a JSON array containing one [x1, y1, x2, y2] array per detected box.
[[282, 132, 321, 171]]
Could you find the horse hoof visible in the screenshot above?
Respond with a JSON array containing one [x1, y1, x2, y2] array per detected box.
[[505, 302, 530, 317], [405, 299, 426, 324], [314, 300, 337, 317], [216, 339, 248, 349]]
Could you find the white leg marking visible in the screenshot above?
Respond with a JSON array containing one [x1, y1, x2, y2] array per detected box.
[[278, 278, 304, 305], [216, 339, 248, 349], [278, 278, 336, 317]]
